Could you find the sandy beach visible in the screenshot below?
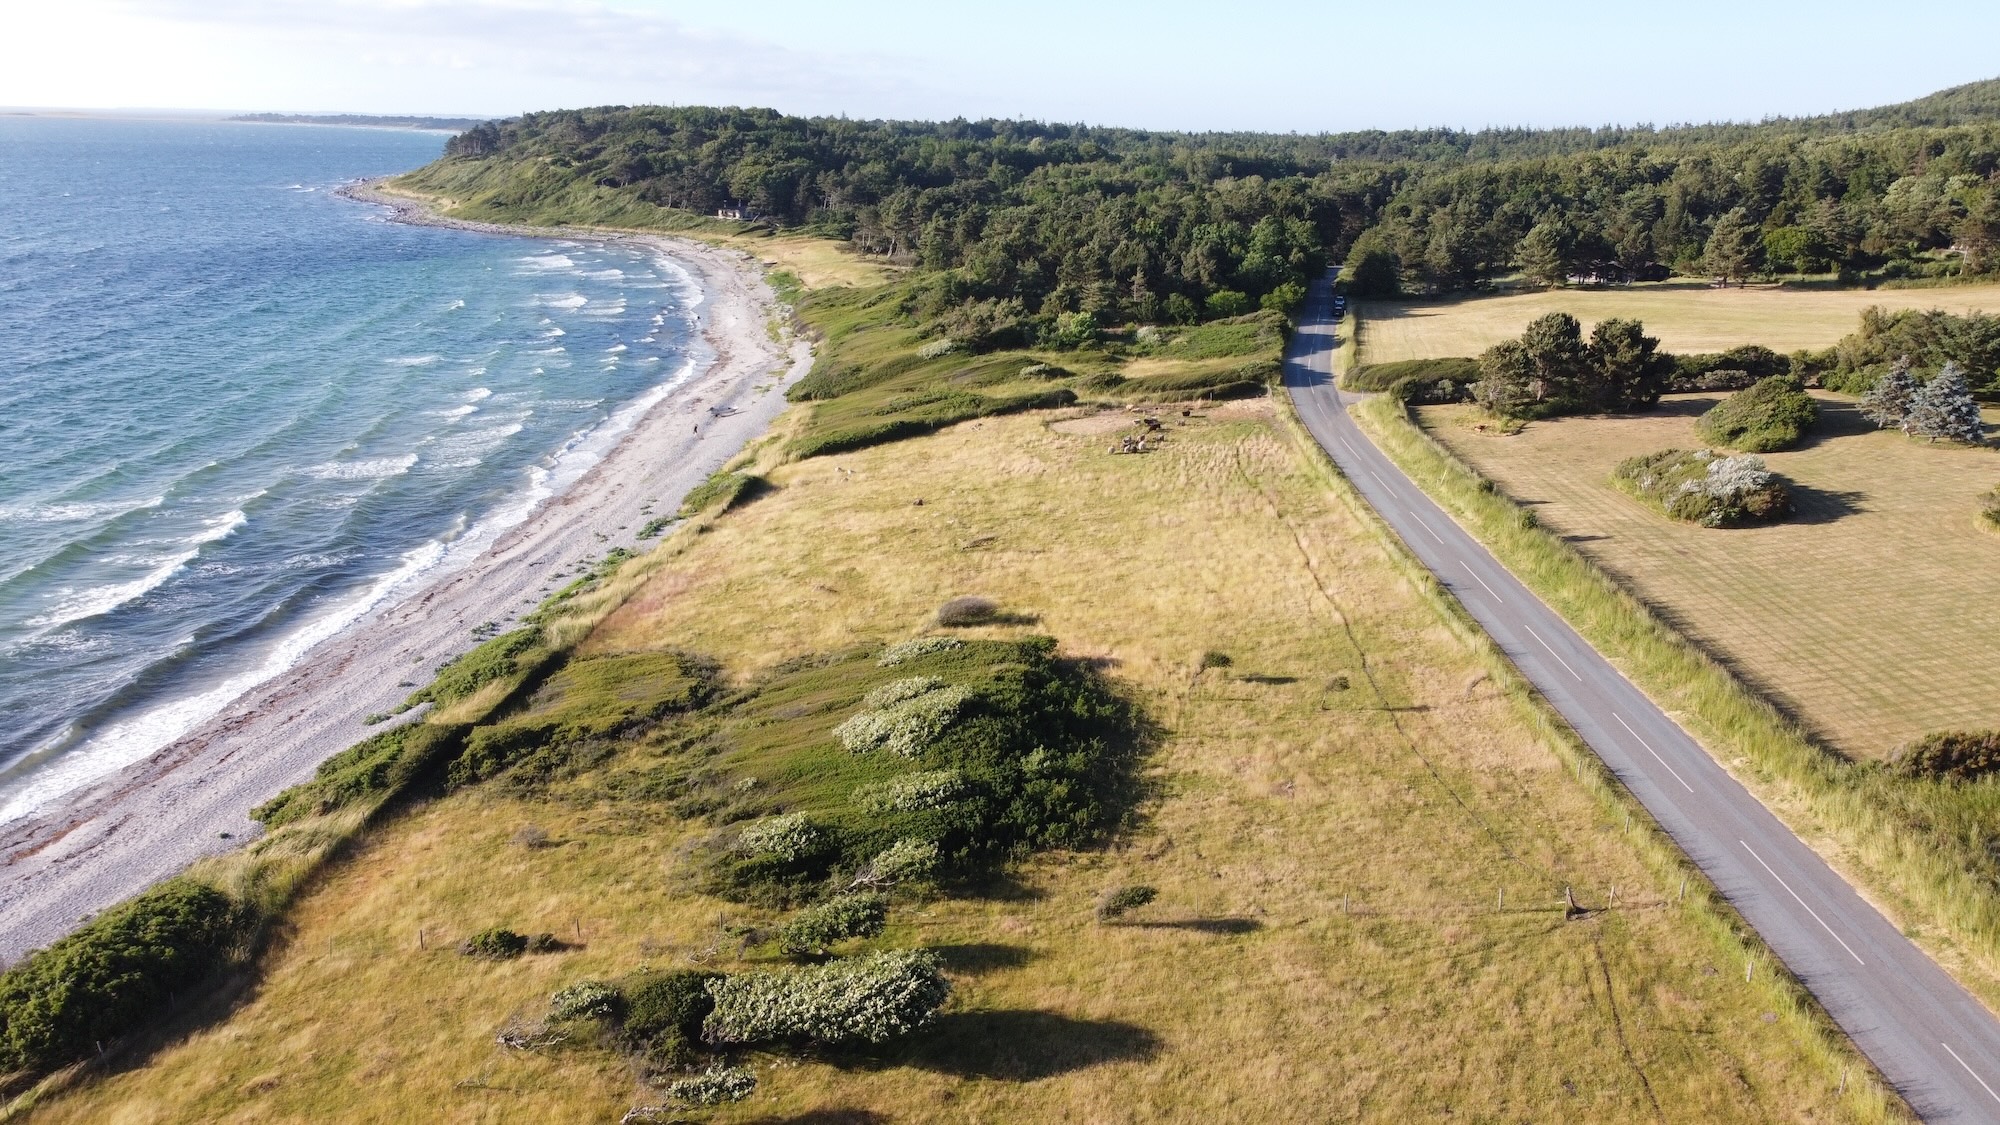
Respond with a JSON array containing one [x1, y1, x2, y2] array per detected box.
[[0, 185, 812, 961]]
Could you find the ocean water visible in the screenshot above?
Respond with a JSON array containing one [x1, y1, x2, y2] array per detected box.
[[0, 116, 702, 820]]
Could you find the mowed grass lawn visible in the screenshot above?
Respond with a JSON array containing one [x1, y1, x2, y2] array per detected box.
[[1416, 394, 2000, 758], [1358, 281, 2000, 362], [30, 403, 1886, 1123]]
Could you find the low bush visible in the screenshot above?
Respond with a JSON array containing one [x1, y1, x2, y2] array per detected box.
[[777, 892, 889, 955], [1670, 345, 1790, 392], [1695, 375, 1819, 452], [1894, 731, 2000, 782], [0, 881, 245, 1077], [935, 595, 999, 626], [833, 683, 971, 757], [877, 636, 963, 666], [549, 980, 621, 1022], [703, 950, 950, 1046], [663, 1064, 758, 1106], [459, 927, 530, 959], [620, 969, 721, 1069], [1095, 884, 1158, 921], [1612, 449, 1793, 527], [1981, 485, 2000, 531], [1346, 357, 1480, 402]]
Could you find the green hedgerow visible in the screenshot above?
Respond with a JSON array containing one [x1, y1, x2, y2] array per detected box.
[[1894, 730, 2000, 782], [1695, 374, 1819, 452], [460, 927, 530, 959]]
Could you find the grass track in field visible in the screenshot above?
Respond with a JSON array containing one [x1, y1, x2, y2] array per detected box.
[[1357, 282, 2000, 363], [22, 403, 1898, 1123], [1417, 393, 2000, 759]]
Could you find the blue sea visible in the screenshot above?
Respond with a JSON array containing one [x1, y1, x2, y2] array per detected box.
[[0, 116, 702, 820]]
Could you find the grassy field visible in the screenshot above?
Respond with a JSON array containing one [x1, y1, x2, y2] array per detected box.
[[1356, 281, 2000, 363], [1415, 393, 2000, 758], [21, 402, 1893, 1123]]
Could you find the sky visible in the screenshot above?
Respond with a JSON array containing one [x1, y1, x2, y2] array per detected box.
[[7, 0, 2000, 134]]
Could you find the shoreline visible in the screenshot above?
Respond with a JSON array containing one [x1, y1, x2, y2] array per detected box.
[[0, 181, 813, 961]]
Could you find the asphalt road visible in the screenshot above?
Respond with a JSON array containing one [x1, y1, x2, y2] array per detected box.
[[1284, 276, 2000, 1122]]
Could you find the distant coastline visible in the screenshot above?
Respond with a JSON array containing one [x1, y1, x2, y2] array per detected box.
[[231, 113, 488, 132]]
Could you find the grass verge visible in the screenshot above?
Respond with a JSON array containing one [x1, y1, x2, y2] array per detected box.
[[1352, 389, 2000, 1016]]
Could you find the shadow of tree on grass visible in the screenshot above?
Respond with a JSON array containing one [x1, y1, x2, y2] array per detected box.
[[850, 1010, 1161, 1081]]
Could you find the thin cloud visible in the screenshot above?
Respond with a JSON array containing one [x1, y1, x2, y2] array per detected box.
[[113, 0, 940, 114]]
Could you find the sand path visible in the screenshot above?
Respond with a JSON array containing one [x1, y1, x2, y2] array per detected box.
[[0, 187, 812, 960]]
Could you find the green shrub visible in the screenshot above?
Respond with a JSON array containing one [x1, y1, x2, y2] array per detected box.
[[1980, 485, 2000, 530], [1198, 649, 1233, 670], [1894, 731, 2000, 781], [549, 980, 621, 1022], [877, 637, 963, 666], [738, 814, 831, 865], [834, 683, 971, 757], [1670, 345, 1790, 391], [703, 950, 950, 1046], [1095, 884, 1159, 920], [459, 927, 529, 959], [1346, 357, 1480, 398], [777, 893, 890, 954], [1612, 449, 1793, 528], [0, 881, 245, 1076], [662, 1064, 758, 1106], [857, 769, 969, 813], [621, 969, 721, 1064], [1695, 375, 1819, 452]]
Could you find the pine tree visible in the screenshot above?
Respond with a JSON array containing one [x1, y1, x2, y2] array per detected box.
[[1704, 208, 1764, 286], [1517, 221, 1573, 288], [1906, 362, 1987, 444], [1859, 357, 1917, 430]]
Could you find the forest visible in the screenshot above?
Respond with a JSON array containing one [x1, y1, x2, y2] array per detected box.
[[423, 78, 2000, 334]]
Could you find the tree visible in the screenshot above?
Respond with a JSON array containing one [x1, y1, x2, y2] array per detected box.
[[1762, 226, 1832, 274], [1956, 191, 2000, 275], [1344, 230, 1401, 297], [1906, 362, 1987, 443], [1586, 318, 1672, 411], [1858, 356, 1918, 430], [1517, 220, 1574, 287], [1475, 312, 1591, 417], [1704, 208, 1765, 286]]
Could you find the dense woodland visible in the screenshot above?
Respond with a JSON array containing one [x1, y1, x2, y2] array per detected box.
[[434, 79, 2000, 329]]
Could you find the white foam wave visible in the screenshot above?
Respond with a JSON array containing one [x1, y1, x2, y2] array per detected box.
[[529, 346, 566, 355], [518, 254, 575, 271], [464, 387, 493, 402], [385, 354, 443, 367], [0, 536, 451, 825], [0, 495, 164, 524], [579, 298, 628, 317], [537, 293, 588, 310], [24, 511, 244, 631], [445, 299, 465, 311], [580, 268, 625, 280], [605, 343, 628, 353], [438, 404, 476, 419], [542, 326, 565, 338], [300, 453, 418, 481]]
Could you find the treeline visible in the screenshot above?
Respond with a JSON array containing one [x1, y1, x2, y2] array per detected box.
[[436, 107, 1389, 323], [1349, 120, 2000, 293]]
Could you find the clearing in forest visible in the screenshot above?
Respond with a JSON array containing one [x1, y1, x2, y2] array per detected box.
[[31, 402, 1885, 1123], [1416, 393, 2000, 758]]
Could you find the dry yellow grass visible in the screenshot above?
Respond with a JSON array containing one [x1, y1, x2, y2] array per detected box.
[[26, 403, 1893, 1123], [706, 232, 899, 290], [1358, 282, 2000, 363], [1416, 394, 2000, 758]]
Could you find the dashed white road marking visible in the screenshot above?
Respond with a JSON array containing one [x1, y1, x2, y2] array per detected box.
[[1613, 712, 1694, 793], [1368, 469, 1391, 488], [1740, 840, 1866, 965], [1941, 1042, 2000, 1105], [1523, 624, 1582, 681], [1459, 560, 1503, 603], [1408, 511, 1445, 543]]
